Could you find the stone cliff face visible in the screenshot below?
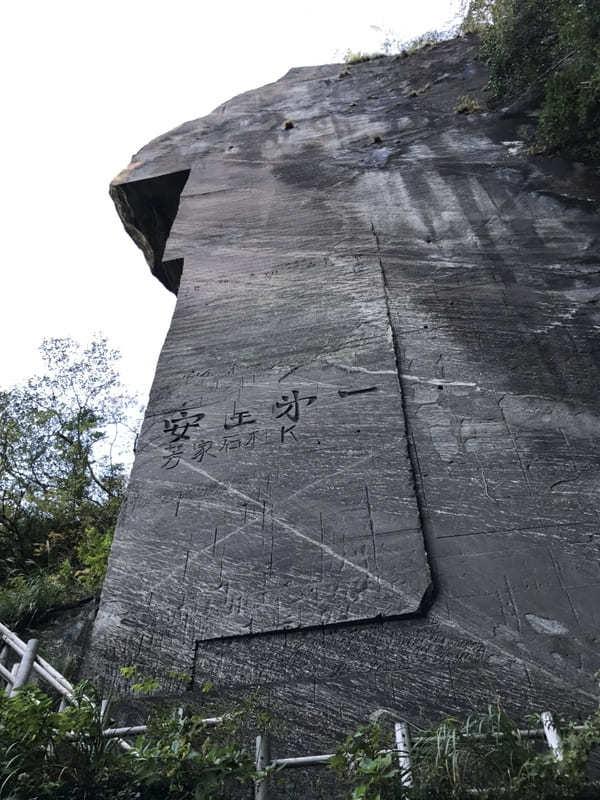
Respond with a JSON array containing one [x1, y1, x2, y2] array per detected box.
[[93, 35, 600, 750]]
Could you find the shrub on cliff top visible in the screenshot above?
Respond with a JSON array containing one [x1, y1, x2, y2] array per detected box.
[[463, 0, 600, 162]]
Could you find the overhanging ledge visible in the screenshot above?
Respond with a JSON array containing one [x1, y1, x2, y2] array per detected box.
[[109, 169, 190, 294]]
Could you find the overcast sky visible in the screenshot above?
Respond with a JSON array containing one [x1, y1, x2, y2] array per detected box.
[[1, 0, 462, 406]]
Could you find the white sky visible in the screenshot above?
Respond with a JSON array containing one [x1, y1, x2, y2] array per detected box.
[[0, 0, 462, 406]]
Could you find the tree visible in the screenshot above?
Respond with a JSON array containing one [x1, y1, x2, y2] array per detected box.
[[0, 337, 137, 583], [463, 0, 600, 162]]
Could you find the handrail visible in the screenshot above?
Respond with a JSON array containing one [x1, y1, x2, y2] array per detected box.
[[0, 619, 591, 800], [0, 621, 73, 694], [0, 619, 228, 752], [252, 711, 571, 798]]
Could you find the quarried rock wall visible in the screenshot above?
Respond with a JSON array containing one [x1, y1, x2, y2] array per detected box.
[[90, 37, 600, 768]]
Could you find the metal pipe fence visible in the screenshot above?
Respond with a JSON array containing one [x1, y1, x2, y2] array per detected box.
[[0, 619, 591, 799], [252, 711, 570, 799], [0, 620, 223, 750]]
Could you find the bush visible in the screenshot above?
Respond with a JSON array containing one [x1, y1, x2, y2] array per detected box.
[[75, 526, 114, 590], [0, 681, 261, 800], [2, 679, 599, 799], [465, 0, 600, 162], [331, 703, 600, 799], [0, 527, 113, 628], [0, 573, 73, 628], [455, 95, 482, 113]]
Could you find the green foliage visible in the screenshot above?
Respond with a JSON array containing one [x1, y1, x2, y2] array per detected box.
[[372, 26, 449, 57], [0, 336, 136, 626], [331, 704, 600, 799], [131, 711, 256, 800], [342, 27, 450, 63], [538, 56, 600, 159], [464, 0, 600, 161], [0, 680, 261, 800], [402, 30, 445, 55], [74, 527, 114, 590], [459, 2, 491, 35], [2, 678, 599, 800], [330, 724, 399, 800], [409, 705, 535, 798], [0, 527, 112, 628], [344, 51, 382, 64], [0, 573, 71, 628], [455, 94, 482, 113], [119, 664, 160, 695], [0, 682, 127, 800]]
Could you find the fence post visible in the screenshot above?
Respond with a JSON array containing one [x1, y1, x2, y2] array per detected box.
[[5, 663, 19, 696], [541, 711, 563, 762], [255, 733, 271, 800], [0, 643, 9, 666], [101, 698, 111, 723], [10, 639, 39, 696], [394, 721, 413, 788]]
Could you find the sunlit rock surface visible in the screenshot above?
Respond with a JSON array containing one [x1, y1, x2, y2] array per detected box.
[[91, 35, 600, 759]]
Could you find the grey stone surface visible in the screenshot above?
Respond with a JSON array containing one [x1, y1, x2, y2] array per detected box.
[[22, 598, 98, 681], [91, 35, 600, 780], [104, 163, 433, 651]]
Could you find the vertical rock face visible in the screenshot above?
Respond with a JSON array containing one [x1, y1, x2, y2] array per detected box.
[[94, 36, 600, 742]]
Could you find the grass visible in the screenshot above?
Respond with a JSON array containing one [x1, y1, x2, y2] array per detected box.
[[455, 94, 482, 113], [331, 703, 600, 799], [0, 682, 259, 800], [344, 50, 384, 64], [0, 573, 76, 628], [0, 527, 112, 629]]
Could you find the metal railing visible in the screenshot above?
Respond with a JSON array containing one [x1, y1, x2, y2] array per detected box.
[[0, 620, 590, 799], [0, 621, 223, 751], [252, 713, 575, 799], [0, 622, 74, 704]]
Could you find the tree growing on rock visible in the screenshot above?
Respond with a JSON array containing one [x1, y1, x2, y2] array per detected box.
[[463, 0, 600, 162]]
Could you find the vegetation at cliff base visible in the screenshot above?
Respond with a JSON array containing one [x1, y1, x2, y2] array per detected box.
[[0, 337, 137, 627], [1, 681, 599, 799], [463, 0, 600, 162], [331, 704, 600, 799], [0, 682, 259, 800]]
